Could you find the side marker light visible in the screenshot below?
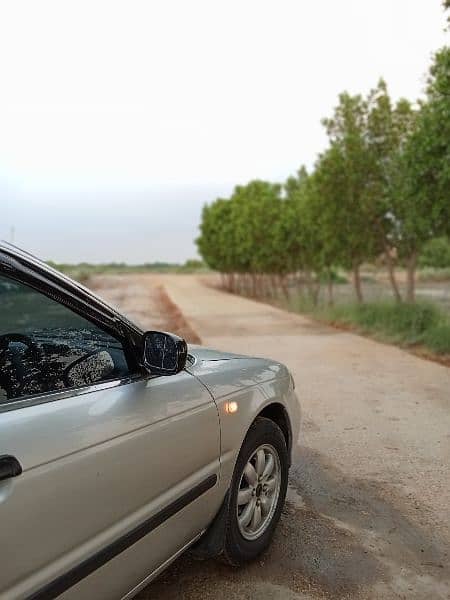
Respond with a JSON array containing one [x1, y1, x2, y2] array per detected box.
[[225, 401, 238, 414]]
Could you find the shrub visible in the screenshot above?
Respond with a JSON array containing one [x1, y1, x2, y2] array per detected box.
[[323, 301, 449, 354], [418, 268, 450, 282], [419, 237, 450, 269], [422, 323, 450, 354], [318, 269, 348, 284]]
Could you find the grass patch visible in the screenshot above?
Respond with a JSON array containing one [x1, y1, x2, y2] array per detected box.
[[46, 260, 209, 283], [315, 301, 450, 356], [422, 323, 450, 355]]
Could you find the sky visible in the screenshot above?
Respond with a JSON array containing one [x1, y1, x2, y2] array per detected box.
[[0, 0, 448, 263]]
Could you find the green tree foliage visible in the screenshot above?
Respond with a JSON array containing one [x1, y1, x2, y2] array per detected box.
[[365, 79, 416, 301], [444, 0, 450, 26], [283, 166, 333, 304], [320, 93, 377, 301], [197, 45, 450, 306], [231, 181, 283, 277], [197, 198, 238, 284], [197, 181, 289, 295], [393, 47, 450, 300]]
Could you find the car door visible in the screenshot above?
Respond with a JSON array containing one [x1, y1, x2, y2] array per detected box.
[[0, 268, 221, 600]]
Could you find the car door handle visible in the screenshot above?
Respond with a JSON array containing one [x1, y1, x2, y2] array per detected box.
[[0, 455, 22, 482]]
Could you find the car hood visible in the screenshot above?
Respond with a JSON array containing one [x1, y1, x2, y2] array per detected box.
[[186, 344, 290, 400]]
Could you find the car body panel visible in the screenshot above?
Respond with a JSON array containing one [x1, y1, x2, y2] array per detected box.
[[187, 345, 250, 361], [187, 348, 291, 399], [0, 368, 221, 599], [187, 348, 301, 500]]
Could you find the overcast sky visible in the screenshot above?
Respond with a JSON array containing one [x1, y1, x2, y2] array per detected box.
[[0, 0, 448, 263]]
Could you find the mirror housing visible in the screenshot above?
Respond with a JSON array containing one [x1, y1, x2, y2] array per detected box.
[[143, 331, 188, 375]]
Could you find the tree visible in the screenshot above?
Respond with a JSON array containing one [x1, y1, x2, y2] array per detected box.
[[283, 167, 326, 304], [230, 180, 285, 295], [321, 93, 376, 301], [197, 181, 289, 296], [444, 0, 450, 26], [394, 47, 450, 301], [197, 47, 450, 309], [196, 199, 237, 289], [365, 79, 416, 301]]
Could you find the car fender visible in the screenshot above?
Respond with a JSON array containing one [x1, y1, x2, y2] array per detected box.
[[187, 356, 301, 498]]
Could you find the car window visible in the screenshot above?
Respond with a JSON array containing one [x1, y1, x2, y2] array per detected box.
[[0, 274, 130, 405]]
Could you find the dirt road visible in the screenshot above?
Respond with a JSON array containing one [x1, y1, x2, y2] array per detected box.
[[91, 274, 450, 600]]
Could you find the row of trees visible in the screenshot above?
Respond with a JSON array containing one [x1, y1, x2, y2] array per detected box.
[[197, 45, 450, 303]]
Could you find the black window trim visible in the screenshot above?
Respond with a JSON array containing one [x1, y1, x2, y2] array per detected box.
[[0, 375, 145, 414]]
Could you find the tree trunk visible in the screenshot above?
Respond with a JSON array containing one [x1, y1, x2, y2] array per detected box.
[[384, 249, 402, 302], [406, 251, 417, 303], [313, 283, 321, 306], [295, 270, 304, 297], [270, 275, 278, 297], [305, 270, 313, 303], [352, 263, 364, 303], [305, 270, 320, 306], [251, 274, 257, 297], [327, 272, 334, 306], [254, 274, 262, 298], [261, 275, 268, 297], [262, 275, 268, 298], [279, 275, 289, 299]]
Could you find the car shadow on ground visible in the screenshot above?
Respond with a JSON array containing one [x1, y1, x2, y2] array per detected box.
[[138, 446, 449, 600]]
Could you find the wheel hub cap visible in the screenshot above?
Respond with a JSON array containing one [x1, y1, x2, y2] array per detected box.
[[236, 443, 281, 541]]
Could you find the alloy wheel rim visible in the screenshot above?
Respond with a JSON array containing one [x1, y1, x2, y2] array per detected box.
[[236, 443, 281, 541]]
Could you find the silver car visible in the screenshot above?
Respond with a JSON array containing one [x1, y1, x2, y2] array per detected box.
[[0, 243, 301, 600]]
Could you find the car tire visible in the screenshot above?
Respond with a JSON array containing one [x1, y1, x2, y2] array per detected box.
[[222, 416, 288, 566]]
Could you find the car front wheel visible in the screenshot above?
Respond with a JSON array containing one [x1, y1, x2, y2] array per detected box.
[[222, 416, 288, 565]]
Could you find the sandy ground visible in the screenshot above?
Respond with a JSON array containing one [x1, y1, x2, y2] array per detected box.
[[90, 275, 200, 342], [91, 274, 450, 600]]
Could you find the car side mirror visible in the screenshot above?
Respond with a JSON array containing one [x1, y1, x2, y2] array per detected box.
[[143, 331, 188, 375]]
